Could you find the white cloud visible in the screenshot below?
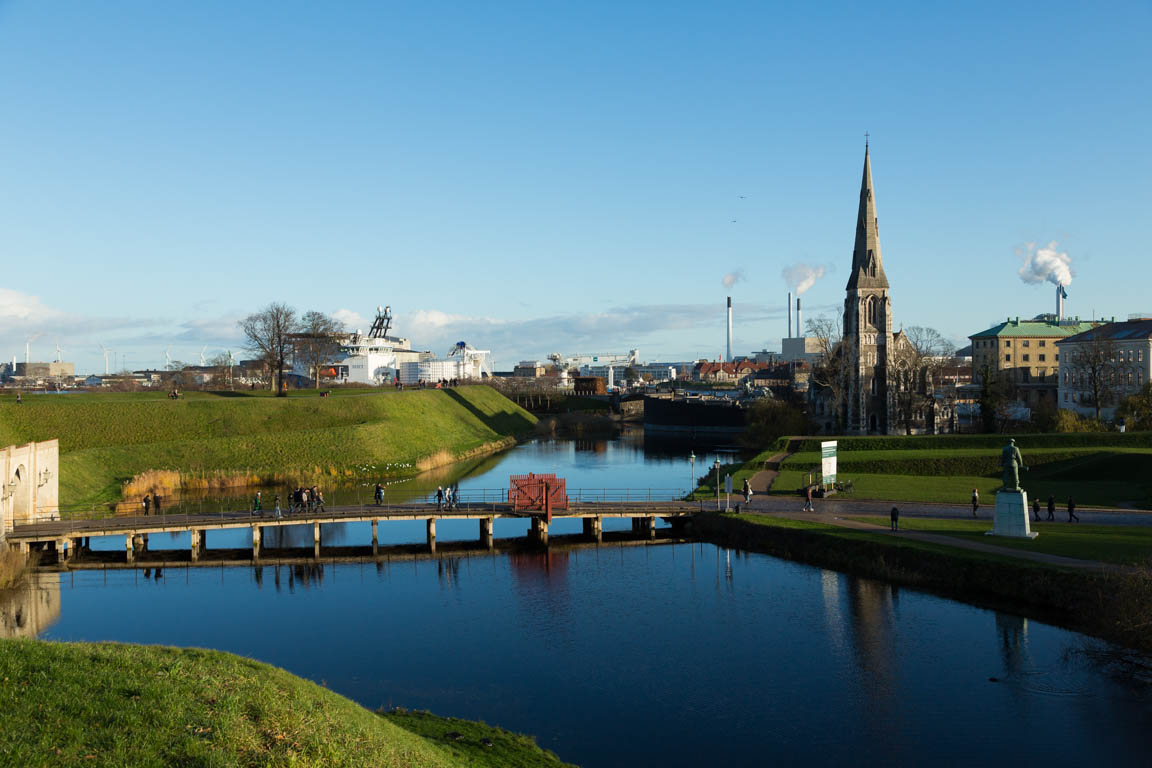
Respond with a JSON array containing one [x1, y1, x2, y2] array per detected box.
[[332, 308, 369, 332], [0, 288, 65, 325]]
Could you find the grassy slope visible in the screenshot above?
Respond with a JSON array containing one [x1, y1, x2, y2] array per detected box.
[[0, 388, 536, 506], [0, 640, 467, 768], [383, 712, 576, 768], [850, 515, 1152, 566]]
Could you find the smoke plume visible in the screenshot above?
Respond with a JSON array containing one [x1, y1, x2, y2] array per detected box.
[[1017, 241, 1073, 287], [721, 270, 746, 289], [782, 263, 826, 295]]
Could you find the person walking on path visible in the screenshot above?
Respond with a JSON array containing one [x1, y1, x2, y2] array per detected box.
[[1032, 497, 1041, 522], [374, 483, 384, 506], [153, 494, 162, 514], [742, 478, 752, 504], [971, 488, 979, 518], [1067, 497, 1079, 523], [313, 487, 325, 513], [1047, 494, 1056, 522], [802, 485, 814, 513], [435, 486, 444, 511], [252, 491, 262, 517], [452, 483, 461, 510], [273, 495, 282, 520], [142, 494, 152, 516], [890, 506, 900, 531]]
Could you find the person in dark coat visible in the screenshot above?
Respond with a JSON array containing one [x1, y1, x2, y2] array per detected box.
[[1047, 494, 1056, 522], [142, 494, 152, 515], [971, 488, 979, 518], [1067, 497, 1079, 523], [1032, 497, 1041, 522], [890, 506, 900, 531], [153, 494, 162, 514], [435, 486, 444, 511]]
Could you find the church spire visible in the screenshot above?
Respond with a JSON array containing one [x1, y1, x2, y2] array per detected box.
[[846, 142, 888, 290]]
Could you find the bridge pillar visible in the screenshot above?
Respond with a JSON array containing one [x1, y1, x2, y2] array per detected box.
[[313, 523, 321, 559], [190, 529, 202, 562], [427, 518, 437, 553], [55, 538, 69, 563], [479, 517, 494, 549], [371, 519, 378, 545], [252, 526, 262, 560], [125, 534, 134, 563], [531, 516, 549, 546], [640, 516, 656, 539]]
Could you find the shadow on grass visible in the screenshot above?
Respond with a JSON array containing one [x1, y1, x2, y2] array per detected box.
[[443, 387, 535, 437]]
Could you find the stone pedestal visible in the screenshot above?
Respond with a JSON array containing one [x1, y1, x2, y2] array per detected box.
[[986, 491, 1038, 539]]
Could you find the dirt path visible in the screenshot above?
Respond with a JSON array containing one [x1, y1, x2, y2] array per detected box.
[[747, 438, 803, 494]]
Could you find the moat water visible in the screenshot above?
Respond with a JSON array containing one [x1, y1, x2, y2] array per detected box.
[[6, 434, 1151, 767]]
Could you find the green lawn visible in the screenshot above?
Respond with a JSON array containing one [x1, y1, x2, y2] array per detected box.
[[0, 639, 490, 768], [849, 516, 1152, 566], [1, 387, 536, 507], [383, 711, 575, 768]]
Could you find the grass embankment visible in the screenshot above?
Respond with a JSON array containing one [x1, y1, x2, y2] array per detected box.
[[0, 639, 570, 768], [849, 516, 1152, 566], [0, 387, 536, 507], [756, 433, 1152, 508], [693, 512, 1152, 653], [383, 711, 575, 768]]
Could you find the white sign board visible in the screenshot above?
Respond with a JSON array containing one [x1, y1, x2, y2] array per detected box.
[[821, 441, 837, 485]]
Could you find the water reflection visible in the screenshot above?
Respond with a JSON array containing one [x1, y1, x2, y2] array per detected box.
[[0, 573, 61, 638]]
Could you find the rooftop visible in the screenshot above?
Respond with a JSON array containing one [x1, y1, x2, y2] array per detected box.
[[970, 316, 1101, 339], [1056, 318, 1152, 344]]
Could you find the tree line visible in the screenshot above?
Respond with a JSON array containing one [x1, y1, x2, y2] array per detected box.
[[239, 303, 343, 395]]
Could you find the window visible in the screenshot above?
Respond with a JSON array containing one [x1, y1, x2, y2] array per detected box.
[[1040, 340, 1047, 347], [1005, 354, 1011, 362], [1055, 354, 1059, 361], [1063, 371, 1069, 385], [1004, 340, 1011, 347], [1023, 340, 1030, 347], [1064, 392, 1068, 402], [1023, 354, 1030, 362], [1039, 354, 1046, 362]]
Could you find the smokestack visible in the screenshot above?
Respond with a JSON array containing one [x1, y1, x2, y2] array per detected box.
[[1056, 284, 1064, 322], [787, 291, 793, 338], [726, 297, 733, 363], [796, 297, 803, 338]]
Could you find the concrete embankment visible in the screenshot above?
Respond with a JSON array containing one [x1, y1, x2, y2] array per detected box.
[[691, 512, 1152, 654]]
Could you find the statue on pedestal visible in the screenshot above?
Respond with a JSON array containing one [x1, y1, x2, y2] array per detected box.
[[1000, 439, 1028, 492]]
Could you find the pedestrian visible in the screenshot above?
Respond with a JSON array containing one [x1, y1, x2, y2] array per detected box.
[[436, 486, 444, 511], [153, 494, 162, 514], [252, 491, 262, 516], [314, 488, 325, 513], [971, 488, 979, 518], [890, 506, 900, 531], [15, 393, 21, 404], [452, 483, 461, 510], [1067, 497, 1079, 523], [1032, 497, 1041, 522], [802, 484, 814, 512], [444, 485, 453, 510], [742, 478, 752, 504], [142, 494, 152, 515], [374, 483, 384, 506], [273, 494, 282, 520], [301, 487, 311, 511], [1047, 494, 1056, 522]]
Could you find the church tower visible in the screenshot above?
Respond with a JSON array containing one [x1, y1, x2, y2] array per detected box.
[[842, 143, 893, 434]]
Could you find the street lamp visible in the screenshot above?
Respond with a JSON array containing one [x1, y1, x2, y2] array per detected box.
[[689, 451, 696, 497], [714, 458, 722, 511]]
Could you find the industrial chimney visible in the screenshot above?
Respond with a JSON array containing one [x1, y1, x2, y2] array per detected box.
[[787, 291, 793, 338], [796, 297, 803, 338], [726, 297, 733, 363], [1056, 284, 1066, 323]]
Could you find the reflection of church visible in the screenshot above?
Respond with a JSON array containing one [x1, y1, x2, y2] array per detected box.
[[2, 439, 60, 539], [0, 573, 61, 638]]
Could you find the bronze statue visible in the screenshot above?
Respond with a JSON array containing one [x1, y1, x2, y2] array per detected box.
[[1000, 439, 1028, 492]]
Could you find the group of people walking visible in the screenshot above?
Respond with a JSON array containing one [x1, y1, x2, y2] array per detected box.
[[140, 493, 162, 515], [973, 488, 1080, 522], [251, 486, 326, 520], [435, 484, 461, 511]]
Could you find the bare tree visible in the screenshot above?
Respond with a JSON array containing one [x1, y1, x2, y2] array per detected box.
[[890, 326, 955, 435], [239, 303, 298, 396], [1068, 332, 1120, 421], [294, 311, 345, 388], [805, 314, 850, 432]]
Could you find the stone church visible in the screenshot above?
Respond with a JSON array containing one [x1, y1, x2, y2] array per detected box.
[[812, 145, 934, 435]]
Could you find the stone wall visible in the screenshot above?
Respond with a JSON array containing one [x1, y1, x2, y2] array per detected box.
[[1, 439, 60, 541]]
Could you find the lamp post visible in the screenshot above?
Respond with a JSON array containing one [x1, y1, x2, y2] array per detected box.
[[689, 451, 696, 497], [714, 459, 722, 511]]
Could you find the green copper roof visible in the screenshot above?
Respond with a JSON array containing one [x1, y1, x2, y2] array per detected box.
[[969, 319, 1100, 339]]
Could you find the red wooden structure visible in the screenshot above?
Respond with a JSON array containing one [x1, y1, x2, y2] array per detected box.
[[509, 473, 568, 522]]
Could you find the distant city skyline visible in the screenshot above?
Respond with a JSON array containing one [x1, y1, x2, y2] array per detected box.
[[2, 1, 1149, 373]]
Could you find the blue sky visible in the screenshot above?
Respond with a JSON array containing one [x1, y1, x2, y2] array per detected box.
[[1, 0, 1149, 372]]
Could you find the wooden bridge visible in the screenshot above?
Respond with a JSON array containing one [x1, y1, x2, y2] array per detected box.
[[6, 498, 700, 565]]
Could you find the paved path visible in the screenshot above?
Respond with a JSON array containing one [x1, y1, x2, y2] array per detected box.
[[730, 496, 1149, 574]]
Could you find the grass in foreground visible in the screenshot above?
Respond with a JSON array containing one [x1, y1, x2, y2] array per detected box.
[[849, 516, 1152, 567], [0, 639, 569, 768], [383, 711, 575, 768]]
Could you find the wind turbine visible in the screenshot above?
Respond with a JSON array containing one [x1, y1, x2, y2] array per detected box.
[[164, 348, 172, 371], [55, 341, 64, 364], [200, 346, 208, 366], [99, 346, 111, 375]]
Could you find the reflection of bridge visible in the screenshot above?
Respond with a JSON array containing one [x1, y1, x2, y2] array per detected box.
[[7, 499, 697, 564]]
